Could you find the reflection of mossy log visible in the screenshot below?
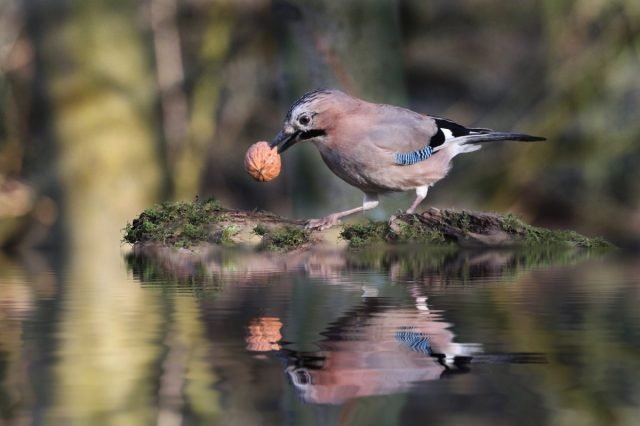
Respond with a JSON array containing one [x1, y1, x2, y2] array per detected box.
[[123, 200, 612, 252], [125, 243, 601, 288]]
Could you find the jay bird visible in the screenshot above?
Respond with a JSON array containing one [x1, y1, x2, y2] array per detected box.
[[270, 89, 545, 230]]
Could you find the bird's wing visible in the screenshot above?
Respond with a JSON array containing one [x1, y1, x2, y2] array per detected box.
[[360, 106, 437, 153], [361, 105, 488, 165]]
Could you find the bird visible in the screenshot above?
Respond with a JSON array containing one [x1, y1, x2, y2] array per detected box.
[[270, 89, 545, 230]]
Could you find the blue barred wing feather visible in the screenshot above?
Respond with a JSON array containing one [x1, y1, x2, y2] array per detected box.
[[394, 118, 488, 166]]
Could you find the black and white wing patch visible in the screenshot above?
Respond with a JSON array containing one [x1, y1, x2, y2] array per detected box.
[[430, 118, 491, 148], [394, 118, 490, 166], [395, 327, 433, 354]]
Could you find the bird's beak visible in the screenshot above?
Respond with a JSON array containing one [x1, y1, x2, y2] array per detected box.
[[270, 129, 300, 154]]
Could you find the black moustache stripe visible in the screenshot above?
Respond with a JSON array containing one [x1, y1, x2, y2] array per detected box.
[[300, 129, 326, 140]]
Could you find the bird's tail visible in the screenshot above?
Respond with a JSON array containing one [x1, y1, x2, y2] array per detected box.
[[434, 131, 546, 155]]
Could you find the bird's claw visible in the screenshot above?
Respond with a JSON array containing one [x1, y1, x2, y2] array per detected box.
[[305, 215, 342, 231]]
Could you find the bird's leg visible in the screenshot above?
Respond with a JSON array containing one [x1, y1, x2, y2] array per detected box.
[[406, 185, 429, 214], [306, 193, 379, 231]]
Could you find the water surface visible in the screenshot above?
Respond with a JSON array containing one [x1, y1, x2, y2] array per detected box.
[[0, 247, 638, 425]]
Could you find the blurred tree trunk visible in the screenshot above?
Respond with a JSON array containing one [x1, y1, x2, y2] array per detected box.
[[173, 0, 234, 200], [22, 0, 166, 247], [22, 0, 166, 422], [155, 295, 221, 425], [149, 0, 189, 193], [0, 0, 25, 177]]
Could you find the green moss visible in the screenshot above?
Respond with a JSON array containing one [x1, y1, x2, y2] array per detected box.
[[254, 224, 310, 251], [339, 211, 613, 250], [253, 223, 268, 236], [123, 198, 225, 247], [500, 213, 613, 249], [215, 225, 240, 245], [501, 213, 523, 233], [340, 221, 390, 248], [341, 217, 451, 248], [395, 217, 449, 244], [450, 210, 471, 233], [183, 223, 207, 241]]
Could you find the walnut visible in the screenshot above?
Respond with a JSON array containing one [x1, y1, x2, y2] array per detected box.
[[244, 141, 281, 182]]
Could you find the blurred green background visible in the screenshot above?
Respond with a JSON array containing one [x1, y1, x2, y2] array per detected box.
[[0, 1, 639, 424], [0, 0, 639, 251]]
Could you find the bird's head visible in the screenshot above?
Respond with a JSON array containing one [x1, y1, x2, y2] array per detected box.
[[270, 89, 346, 153]]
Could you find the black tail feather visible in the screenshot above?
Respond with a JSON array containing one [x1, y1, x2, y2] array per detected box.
[[461, 132, 546, 144], [433, 117, 545, 146]]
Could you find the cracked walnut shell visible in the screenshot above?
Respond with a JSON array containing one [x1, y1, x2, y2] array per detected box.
[[245, 141, 281, 182]]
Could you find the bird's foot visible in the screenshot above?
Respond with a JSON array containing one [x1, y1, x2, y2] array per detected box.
[[305, 214, 342, 231], [394, 208, 417, 216]]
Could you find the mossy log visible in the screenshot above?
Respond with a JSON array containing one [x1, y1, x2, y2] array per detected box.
[[123, 199, 612, 252]]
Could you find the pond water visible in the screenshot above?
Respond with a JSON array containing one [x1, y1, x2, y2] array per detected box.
[[0, 247, 638, 425]]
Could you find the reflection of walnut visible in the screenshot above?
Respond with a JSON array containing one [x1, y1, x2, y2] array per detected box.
[[246, 316, 283, 352], [244, 141, 281, 182]]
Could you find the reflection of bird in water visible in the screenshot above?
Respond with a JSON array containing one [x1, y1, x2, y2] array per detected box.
[[395, 327, 433, 354], [278, 296, 480, 405], [271, 296, 544, 405]]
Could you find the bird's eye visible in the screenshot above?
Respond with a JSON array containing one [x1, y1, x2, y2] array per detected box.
[[298, 114, 311, 127]]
